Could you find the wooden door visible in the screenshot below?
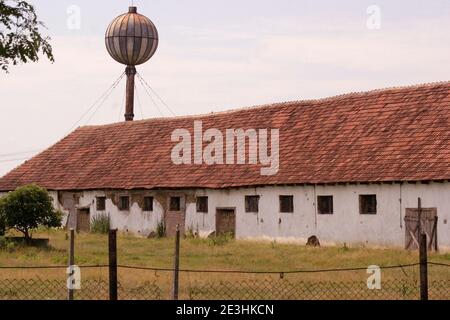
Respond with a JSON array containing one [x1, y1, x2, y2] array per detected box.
[[404, 208, 438, 251], [76, 209, 91, 233], [164, 195, 186, 237], [216, 208, 236, 236]]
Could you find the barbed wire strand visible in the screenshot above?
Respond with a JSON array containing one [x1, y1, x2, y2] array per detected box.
[[0, 263, 435, 274]]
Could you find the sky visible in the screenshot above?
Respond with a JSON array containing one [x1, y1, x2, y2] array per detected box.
[[1, 0, 450, 175]]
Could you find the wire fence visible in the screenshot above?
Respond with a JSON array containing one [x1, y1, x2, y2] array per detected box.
[[0, 262, 448, 300]]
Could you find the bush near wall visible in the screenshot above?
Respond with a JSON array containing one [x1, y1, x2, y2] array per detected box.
[[90, 214, 110, 234]]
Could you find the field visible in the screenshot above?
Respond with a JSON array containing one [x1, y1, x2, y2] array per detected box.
[[0, 229, 449, 300]]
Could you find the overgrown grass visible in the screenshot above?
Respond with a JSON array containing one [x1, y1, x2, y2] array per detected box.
[[156, 221, 165, 238], [90, 214, 110, 234], [0, 229, 448, 284]]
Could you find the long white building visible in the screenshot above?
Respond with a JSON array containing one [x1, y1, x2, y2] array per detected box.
[[1, 82, 449, 250]]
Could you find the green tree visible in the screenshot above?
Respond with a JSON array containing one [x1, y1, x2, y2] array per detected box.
[[0, 206, 5, 236], [0, 0, 54, 72], [0, 184, 62, 241]]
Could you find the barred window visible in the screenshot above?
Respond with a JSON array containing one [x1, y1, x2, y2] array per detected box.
[[279, 195, 294, 213], [245, 195, 260, 213], [119, 196, 130, 211], [360, 195, 377, 215], [170, 196, 181, 211], [317, 196, 333, 215], [196, 197, 208, 213], [144, 197, 153, 212], [96, 197, 106, 211]]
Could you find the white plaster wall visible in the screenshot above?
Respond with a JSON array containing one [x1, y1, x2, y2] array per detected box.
[[183, 183, 450, 249], [60, 191, 164, 236], [49, 183, 449, 248], [48, 191, 70, 226], [401, 183, 450, 249]]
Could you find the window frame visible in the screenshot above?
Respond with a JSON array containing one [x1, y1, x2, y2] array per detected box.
[[196, 196, 208, 213], [245, 195, 260, 213], [118, 196, 130, 211], [317, 195, 334, 215], [143, 196, 154, 212], [96, 196, 106, 211], [169, 196, 181, 212], [279, 195, 294, 213], [359, 194, 377, 215]]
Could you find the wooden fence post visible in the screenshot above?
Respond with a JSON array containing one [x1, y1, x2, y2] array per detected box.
[[417, 197, 422, 236], [109, 229, 118, 301], [172, 224, 180, 300], [68, 228, 75, 300], [419, 233, 428, 301]]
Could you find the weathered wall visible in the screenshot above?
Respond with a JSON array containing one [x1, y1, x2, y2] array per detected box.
[[183, 183, 450, 249], [51, 182, 449, 249]]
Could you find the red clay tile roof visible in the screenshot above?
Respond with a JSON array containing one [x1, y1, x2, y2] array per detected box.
[[1, 82, 450, 191]]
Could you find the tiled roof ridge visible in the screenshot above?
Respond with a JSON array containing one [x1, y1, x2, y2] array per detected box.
[[79, 80, 450, 130]]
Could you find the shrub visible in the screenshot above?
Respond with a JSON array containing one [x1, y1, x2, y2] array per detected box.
[[156, 220, 166, 238], [90, 213, 110, 234], [0, 236, 6, 249], [0, 184, 62, 242], [0, 236, 17, 252], [0, 210, 5, 236]]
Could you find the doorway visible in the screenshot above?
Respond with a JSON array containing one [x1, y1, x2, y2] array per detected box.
[[76, 208, 91, 233], [404, 208, 438, 251], [216, 208, 236, 237], [164, 194, 186, 237]]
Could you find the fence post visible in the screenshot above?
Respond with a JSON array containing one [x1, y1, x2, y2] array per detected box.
[[68, 228, 75, 300], [172, 224, 180, 300], [417, 197, 422, 236], [109, 229, 118, 301], [419, 233, 428, 300]]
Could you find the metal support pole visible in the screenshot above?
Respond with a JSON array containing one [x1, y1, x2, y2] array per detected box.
[[68, 228, 75, 300], [124, 65, 136, 121], [419, 233, 428, 300], [172, 224, 180, 300], [109, 229, 118, 301]]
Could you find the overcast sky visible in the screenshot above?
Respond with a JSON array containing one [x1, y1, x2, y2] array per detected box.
[[1, 0, 450, 176]]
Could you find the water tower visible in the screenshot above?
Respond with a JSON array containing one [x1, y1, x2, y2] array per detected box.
[[105, 6, 159, 121]]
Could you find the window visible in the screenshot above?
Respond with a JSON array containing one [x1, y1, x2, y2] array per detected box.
[[170, 196, 181, 211], [245, 195, 260, 213], [144, 196, 153, 212], [279, 195, 294, 213], [119, 196, 130, 211], [317, 196, 333, 215], [196, 197, 208, 213], [360, 195, 377, 215], [96, 197, 106, 211]]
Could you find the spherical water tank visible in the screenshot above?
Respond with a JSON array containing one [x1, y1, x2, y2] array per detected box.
[[105, 6, 158, 66]]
